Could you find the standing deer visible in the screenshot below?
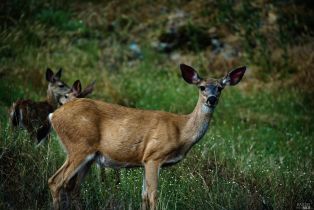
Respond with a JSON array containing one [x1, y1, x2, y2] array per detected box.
[[48, 64, 246, 210], [9, 68, 70, 144]]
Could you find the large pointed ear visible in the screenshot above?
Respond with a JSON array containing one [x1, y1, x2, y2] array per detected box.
[[71, 80, 82, 96], [222, 66, 246, 86], [78, 80, 95, 98], [46, 68, 54, 82], [180, 64, 202, 85], [55, 68, 62, 79]]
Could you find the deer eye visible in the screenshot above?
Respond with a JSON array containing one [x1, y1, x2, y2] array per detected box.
[[58, 84, 65, 88], [64, 95, 68, 99], [199, 86, 206, 91]]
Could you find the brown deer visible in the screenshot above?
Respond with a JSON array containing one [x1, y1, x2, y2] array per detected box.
[[48, 64, 246, 210], [9, 68, 70, 144]]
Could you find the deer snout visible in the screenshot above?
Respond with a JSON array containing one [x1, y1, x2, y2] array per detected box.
[[207, 96, 217, 106]]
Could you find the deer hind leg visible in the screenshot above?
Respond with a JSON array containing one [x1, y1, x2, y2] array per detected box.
[[48, 158, 69, 209], [65, 160, 93, 210], [142, 161, 160, 210], [48, 153, 95, 210]]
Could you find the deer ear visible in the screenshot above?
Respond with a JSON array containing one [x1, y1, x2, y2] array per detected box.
[[55, 68, 62, 79], [72, 80, 82, 96], [180, 64, 202, 85], [78, 80, 95, 98], [222, 66, 246, 86], [46, 68, 54, 82]]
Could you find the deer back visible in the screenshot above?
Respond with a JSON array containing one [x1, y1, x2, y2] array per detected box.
[[50, 98, 189, 164]]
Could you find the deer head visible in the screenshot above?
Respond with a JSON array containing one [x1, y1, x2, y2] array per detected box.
[[180, 64, 246, 112], [59, 80, 95, 105], [46, 68, 70, 108]]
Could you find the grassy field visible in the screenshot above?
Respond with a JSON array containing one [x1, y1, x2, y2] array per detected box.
[[0, 1, 313, 209]]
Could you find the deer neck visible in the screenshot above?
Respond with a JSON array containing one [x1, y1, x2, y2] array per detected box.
[[182, 93, 213, 145], [46, 89, 58, 110]]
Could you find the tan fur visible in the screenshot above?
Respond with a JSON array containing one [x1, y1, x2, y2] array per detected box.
[[49, 94, 211, 209]]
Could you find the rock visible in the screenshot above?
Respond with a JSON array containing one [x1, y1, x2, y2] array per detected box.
[[128, 41, 143, 59]]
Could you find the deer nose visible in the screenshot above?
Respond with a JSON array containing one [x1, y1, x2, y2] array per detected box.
[[207, 96, 217, 106]]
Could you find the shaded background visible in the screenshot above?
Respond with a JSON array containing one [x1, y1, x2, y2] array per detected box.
[[0, 0, 313, 209]]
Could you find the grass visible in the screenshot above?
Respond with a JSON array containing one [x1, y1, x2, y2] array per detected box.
[[1, 84, 312, 210], [0, 0, 313, 209]]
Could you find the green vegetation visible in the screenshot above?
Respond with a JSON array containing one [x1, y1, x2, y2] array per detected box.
[[0, 0, 313, 209]]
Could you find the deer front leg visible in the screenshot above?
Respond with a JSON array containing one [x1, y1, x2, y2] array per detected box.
[[142, 161, 160, 210], [142, 171, 147, 210]]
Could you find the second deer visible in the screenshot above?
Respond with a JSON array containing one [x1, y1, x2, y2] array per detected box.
[[58, 80, 95, 105], [9, 68, 70, 144]]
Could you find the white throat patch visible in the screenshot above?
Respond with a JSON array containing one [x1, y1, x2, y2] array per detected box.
[[201, 104, 214, 113]]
